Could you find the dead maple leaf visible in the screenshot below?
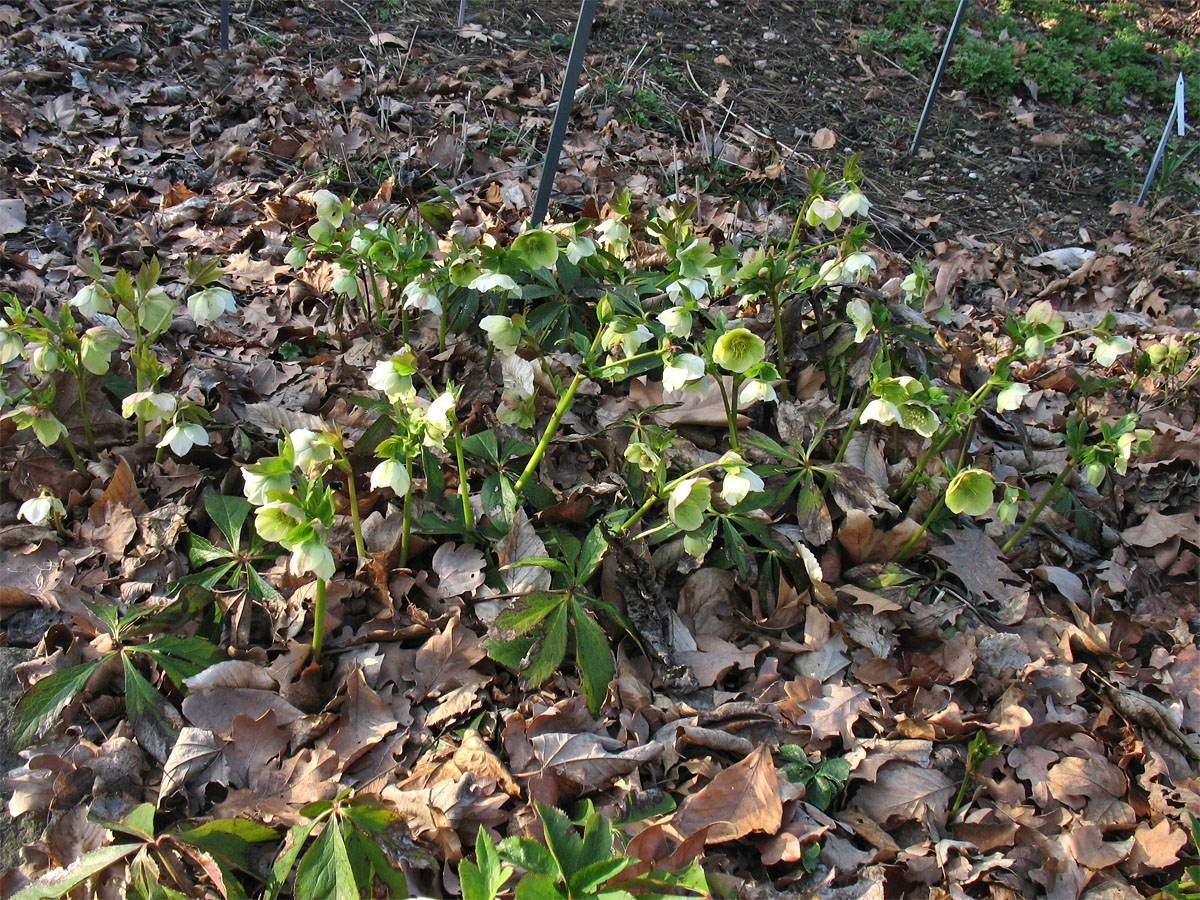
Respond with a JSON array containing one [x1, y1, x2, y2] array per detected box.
[[795, 682, 873, 745], [852, 761, 955, 829], [673, 744, 783, 844], [929, 527, 1024, 602]]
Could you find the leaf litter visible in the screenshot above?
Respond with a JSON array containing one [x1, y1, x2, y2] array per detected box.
[[0, 0, 1198, 898]]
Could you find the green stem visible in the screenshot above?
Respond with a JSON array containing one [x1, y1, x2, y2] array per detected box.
[[311, 577, 326, 660], [630, 520, 675, 543], [834, 389, 872, 464], [72, 364, 96, 457], [60, 434, 88, 478], [344, 466, 367, 561], [399, 457, 414, 567], [591, 344, 667, 377], [438, 309, 448, 354], [512, 327, 605, 497], [949, 765, 974, 818], [717, 374, 740, 452], [892, 494, 945, 562], [401, 307, 409, 346], [452, 412, 473, 536], [1000, 462, 1074, 555], [770, 288, 789, 401]]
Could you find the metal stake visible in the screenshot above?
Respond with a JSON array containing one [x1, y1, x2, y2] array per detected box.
[[220, 0, 230, 50], [1137, 73, 1187, 208], [530, 0, 597, 227], [457, 0, 467, 29], [908, 0, 970, 156]]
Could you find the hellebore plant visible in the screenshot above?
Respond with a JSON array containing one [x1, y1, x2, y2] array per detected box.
[[246, 443, 339, 660], [368, 348, 467, 563]]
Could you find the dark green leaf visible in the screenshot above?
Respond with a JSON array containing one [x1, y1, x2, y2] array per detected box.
[[266, 821, 321, 900], [463, 430, 500, 464], [188, 535, 235, 568], [569, 857, 634, 896], [247, 565, 283, 603], [577, 807, 614, 871], [522, 602, 569, 686], [354, 826, 408, 896], [176, 818, 278, 874], [497, 837, 559, 879], [294, 819, 357, 900], [576, 525, 607, 583], [494, 592, 565, 636], [571, 600, 613, 717], [514, 874, 569, 900], [205, 494, 251, 553], [418, 201, 454, 232], [537, 801, 582, 879], [122, 654, 180, 747], [13, 659, 104, 748]]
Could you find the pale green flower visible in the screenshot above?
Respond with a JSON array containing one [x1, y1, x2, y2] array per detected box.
[[995, 382, 1029, 413], [1093, 335, 1135, 367], [624, 442, 660, 474], [805, 198, 842, 230], [712, 328, 766, 374], [122, 391, 177, 422], [70, 283, 112, 317], [28, 342, 60, 376], [331, 267, 359, 299], [423, 391, 456, 448], [945, 468, 995, 516], [721, 464, 764, 506], [847, 297, 873, 343], [662, 353, 706, 394], [738, 377, 777, 405], [0, 323, 21, 364], [187, 286, 235, 325], [290, 428, 334, 477], [666, 276, 708, 303], [255, 501, 304, 543], [370, 457, 411, 495], [481, 315, 521, 356], [667, 477, 712, 532], [658, 305, 693, 338], [403, 279, 442, 316], [472, 272, 520, 294], [368, 350, 417, 403], [290, 537, 335, 580], [285, 246, 308, 269], [80, 326, 122, 375], [843, 252, 876, 281], [565, 236, 596, 264], [243, 467, 292, 507], [837, 190, 870, 217], [312, 189, 344, 226]]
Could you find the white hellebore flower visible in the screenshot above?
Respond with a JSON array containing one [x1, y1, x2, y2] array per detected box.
[[122, 391, 177, 422], [19, 495, 64, 526], [721, 464, 764, 506], [837, 190, 871, 218], [331, 266, 359, 300], [290, 538, 336, 580], [995, 382, 1030, 413], [842, 252, 876, 282], [70, 283, 112, 317], [658, 305, 693, 338], [0, 323, 21, 364], [370, 457, 411, 495], [423, 392, 456, 448], [28, 343, 60, 376], [480, 315, 521, 356], [662, 353, 706, 394], [368, 353, 413, 403], [403, 279, 442, 316], [472, 271, 519, 294], [243, 468, 291, 507], [739, 377, 777, 405], [806, 198, 843, 230], [565, 236, 597, 264], [665, 276, 708, 303], [187, 287, 236, 325], [312, 189, 344, 226], [290, 428, 333, 476], [817, 257, 845, 286], [158, 422, 210, 456], [618, 323, 652, 359]]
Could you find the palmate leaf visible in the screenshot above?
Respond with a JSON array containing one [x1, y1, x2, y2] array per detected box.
[[522, 602, 569, 686], [13, 659, 104, 748], [265, 819, 322, 900], [188, 534, 234, 569], [460, 826, 514, 900], [537, 801, 582, 879]]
